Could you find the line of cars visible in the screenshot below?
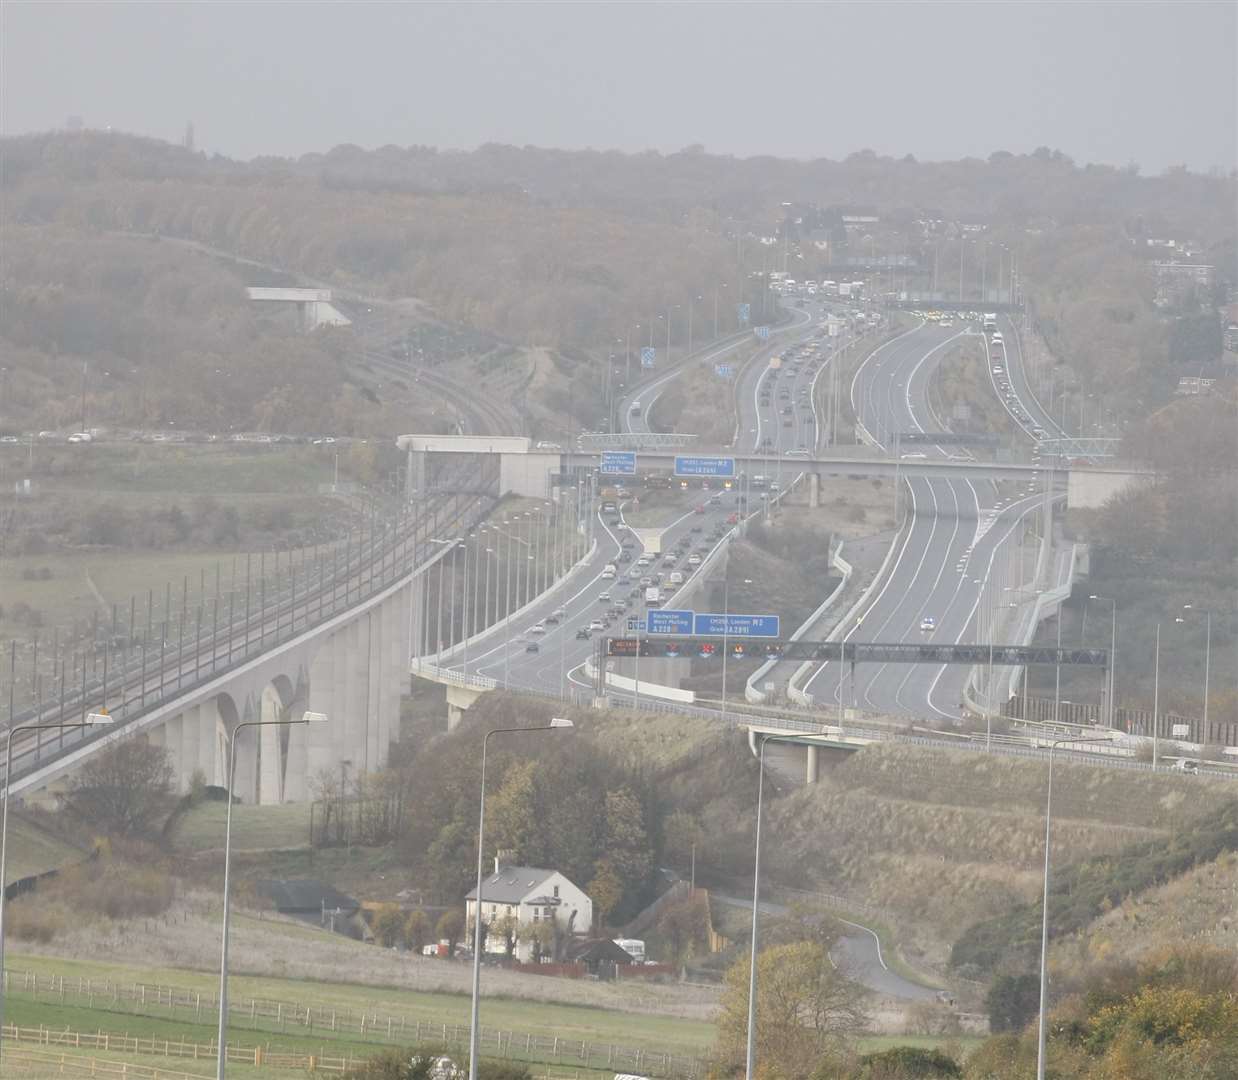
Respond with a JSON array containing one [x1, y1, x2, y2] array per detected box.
[[0, 429, 353, 447], [756, 340, 826, 455]]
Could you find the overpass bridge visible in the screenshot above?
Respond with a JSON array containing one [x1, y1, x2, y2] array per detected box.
[[397, 433, 1152, 510]]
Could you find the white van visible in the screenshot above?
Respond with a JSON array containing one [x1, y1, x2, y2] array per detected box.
[[668, 571, 684, 586], [601, 564, 617, 579]]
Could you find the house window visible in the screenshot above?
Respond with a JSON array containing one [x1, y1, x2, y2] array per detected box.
[[553, 885, 560, 898]]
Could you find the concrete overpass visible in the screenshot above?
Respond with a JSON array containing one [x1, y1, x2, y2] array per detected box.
[[397, 433, 1153, 511]]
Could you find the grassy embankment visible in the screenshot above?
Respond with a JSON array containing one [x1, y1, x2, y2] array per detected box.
[[0, 443, 360, 645], [1, 812, 89, 887], [760, 742, 1238, 976]]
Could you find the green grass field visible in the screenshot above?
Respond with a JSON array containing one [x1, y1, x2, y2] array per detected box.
[[8, 952, 717, 1060], [1, 814, 88, 887], [170, 802, 313, 852]]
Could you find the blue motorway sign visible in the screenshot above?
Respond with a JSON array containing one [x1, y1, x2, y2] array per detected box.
[[646, 609, 694, 635], [714, 363, 733, 378], [640, 346, 656, 368], [755, 325, 771, 340], [674, 455, 736, 478], [737, 303, 751, 324], [693, 612, 781, 638], [600, 451, 637, 475]]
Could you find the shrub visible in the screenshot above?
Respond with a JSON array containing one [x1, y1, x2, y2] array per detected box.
[[5, 900, 65, 942], [858, 1045, 962, 1078], [343, 1048, 443, 1080], [986, 973, 1040, 1034]]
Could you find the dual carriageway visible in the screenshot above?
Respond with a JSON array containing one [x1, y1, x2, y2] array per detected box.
[[450, 297, 1075, 726]]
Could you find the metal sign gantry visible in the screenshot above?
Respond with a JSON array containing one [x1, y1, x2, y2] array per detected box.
[[576, 433, 699, 452], [605, 638, 1109, 666]]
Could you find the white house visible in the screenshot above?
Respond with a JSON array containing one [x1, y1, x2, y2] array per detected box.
[[464, 852, 592, 962]]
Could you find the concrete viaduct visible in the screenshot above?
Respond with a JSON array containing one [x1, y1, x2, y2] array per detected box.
[[5, 435, 1149, 806], [7, 487, 492, 805]]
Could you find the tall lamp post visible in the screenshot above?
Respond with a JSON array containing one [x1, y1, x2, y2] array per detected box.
[[468, 719, 574, 1080], [1, 713, 114, 1059], [217, 713, 323, 1080], [1088, 595, 1117, 727], [744, 732, 799, 1080], [1180, 604, 1212, 739], [1036, 732, 1118, 1080]]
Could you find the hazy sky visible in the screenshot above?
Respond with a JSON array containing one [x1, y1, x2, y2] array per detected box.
[[3, 1, 1235, 173]]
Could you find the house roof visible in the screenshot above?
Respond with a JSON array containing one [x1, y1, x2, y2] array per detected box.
[[465, 866, 559, 905]]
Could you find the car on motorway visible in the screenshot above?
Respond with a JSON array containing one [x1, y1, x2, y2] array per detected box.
[[0, 435, 19, 444], [528, 622, 547, 634], [687, 554, 702, 566], [525, 641, 541, 653], [589, 618, 605, 631], [694, 504, 706, 513], [597, 591, 611, 603], [1172, 758, 1200, 774], [639, 575, 653, 587], [785, 448, 810, 457], [919, 616, 937, 632], [575, 627, 592, 640], [544, 613, 560, 625], [901, 452, 927, 460]]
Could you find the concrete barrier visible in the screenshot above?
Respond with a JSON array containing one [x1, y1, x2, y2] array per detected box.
[[747, 540, 851, 705], [789, 524, 903, 707]]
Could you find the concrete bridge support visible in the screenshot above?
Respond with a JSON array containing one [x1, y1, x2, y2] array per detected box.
[[126, 577, 421, 805], [446, 683, 487, 730], [808, 472, 821, 509]]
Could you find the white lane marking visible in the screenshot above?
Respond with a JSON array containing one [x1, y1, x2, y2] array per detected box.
[[924, 493, 1054, 717], [855, 476, 945, 709], [802, 478, 922, 697]]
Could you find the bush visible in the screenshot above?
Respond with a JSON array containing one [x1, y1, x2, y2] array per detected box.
[[858, 1045, 962, 1078], [986, 973, 1040, 1034], [5, 900, 65, 942], [343, 1048, 445, 1080]]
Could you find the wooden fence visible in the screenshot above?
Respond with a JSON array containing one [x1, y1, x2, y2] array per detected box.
[[3, 969, 704, 1078], [2, 1042, 594, 1080], [2, 1023, 358, 1072]]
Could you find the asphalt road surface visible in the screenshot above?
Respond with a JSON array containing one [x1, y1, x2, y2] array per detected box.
[[800, 320, 1051, 719]]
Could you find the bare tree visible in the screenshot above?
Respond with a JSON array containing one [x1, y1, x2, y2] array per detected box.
[[61, 736, 174, 838]]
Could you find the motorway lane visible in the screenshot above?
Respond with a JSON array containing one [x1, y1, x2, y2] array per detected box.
[[621, 304, 817, 435], [438, 491, 743, 696], [801, 322, 1046, 719]]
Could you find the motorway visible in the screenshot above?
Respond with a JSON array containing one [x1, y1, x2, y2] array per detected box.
[[433, 487, 745, 697], [797, 320, 1055, 719]]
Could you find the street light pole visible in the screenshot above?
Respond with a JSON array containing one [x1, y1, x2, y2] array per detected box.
[[1037, 733, 1117, 1080], [468, 720, 574, 1080], [1089, 595, 1117, 728], [745, 732, 797, 1079], [1, 715, 113, 1060], [218, 714, 322, 1080], [1152, 623, 1161, 768]]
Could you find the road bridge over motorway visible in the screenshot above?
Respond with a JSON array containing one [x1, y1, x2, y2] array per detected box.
[[397, 434, 1150, 509]]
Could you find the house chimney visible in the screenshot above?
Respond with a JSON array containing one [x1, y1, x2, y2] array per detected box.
[[494, 849, 516, 874]]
